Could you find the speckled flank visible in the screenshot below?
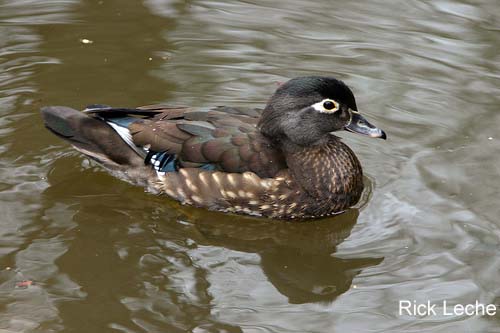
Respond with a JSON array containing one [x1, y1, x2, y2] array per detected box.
[[155, 136, 363, 219], [157, 169, 291, 218]]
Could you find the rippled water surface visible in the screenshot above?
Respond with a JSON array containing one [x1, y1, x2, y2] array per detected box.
[[1, 0, 500, 332]]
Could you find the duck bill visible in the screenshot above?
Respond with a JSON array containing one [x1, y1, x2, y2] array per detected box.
[[344, 111, 387, 139]]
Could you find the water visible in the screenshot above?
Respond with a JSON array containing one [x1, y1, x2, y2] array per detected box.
[[1, 0, 500, 332]]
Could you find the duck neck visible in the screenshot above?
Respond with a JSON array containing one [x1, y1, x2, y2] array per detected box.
[[283, 136, 364, 205]]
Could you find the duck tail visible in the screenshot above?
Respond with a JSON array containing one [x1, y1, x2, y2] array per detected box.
[[40, 106, 143, 167]]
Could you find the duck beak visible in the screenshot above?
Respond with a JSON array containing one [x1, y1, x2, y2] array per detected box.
[[344, 110, 387, 139]]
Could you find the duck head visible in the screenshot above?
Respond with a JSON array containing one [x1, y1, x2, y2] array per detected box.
[[258, 76, 386, 148]]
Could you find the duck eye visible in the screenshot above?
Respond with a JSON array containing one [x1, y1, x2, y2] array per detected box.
[[323, 100, 336, 111], [311, 99, 340, 113], [323, 101, 334, 110]]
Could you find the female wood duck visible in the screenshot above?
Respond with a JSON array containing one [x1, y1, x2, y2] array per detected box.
[[41, 76, 386, 219]]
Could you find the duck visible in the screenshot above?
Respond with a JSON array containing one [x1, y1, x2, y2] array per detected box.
[[41, 76, 386, 219]]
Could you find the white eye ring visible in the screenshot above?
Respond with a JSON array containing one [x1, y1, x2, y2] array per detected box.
[[311, 99, 340, 113]]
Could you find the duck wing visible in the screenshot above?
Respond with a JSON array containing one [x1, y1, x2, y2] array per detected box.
[[84, 104, 285, 178]]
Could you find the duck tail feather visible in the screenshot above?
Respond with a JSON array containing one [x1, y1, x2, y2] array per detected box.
[[40, 106, 143, 167]]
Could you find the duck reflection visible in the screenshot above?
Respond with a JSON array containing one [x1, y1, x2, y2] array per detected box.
[[176, 207, 383, 304], [43, 161, 383, 305]]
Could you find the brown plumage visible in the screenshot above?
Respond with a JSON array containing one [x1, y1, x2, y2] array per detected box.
[[40, 76, 386, 219], [125, 105, 286, 177], [157, 137, 363, 219]]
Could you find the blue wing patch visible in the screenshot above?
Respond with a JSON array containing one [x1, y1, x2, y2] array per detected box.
[[144, 150, 216, 174], [146, 151, 178, 173]]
